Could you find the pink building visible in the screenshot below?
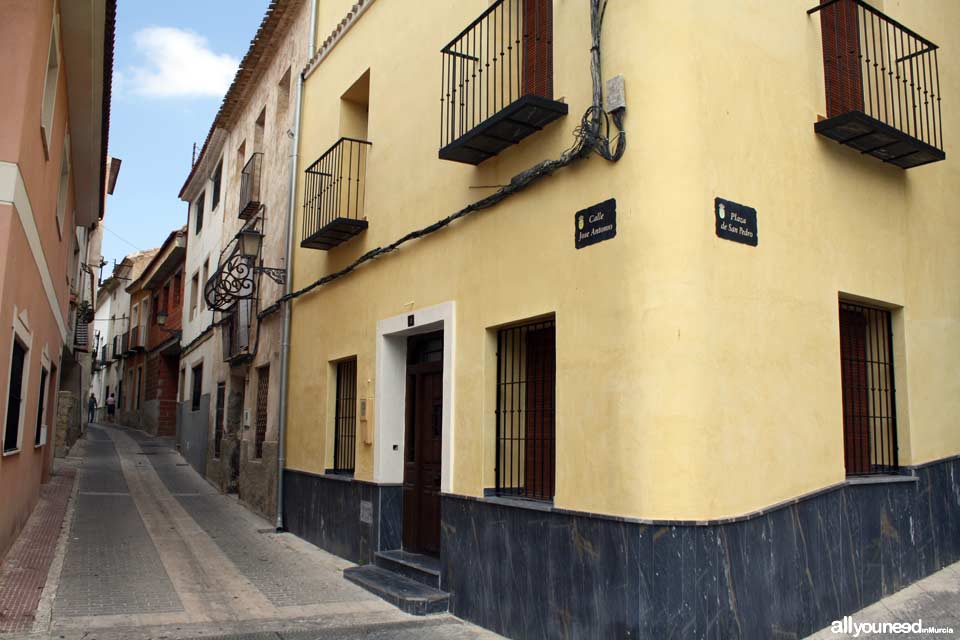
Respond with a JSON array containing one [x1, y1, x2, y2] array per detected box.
[[0, 0, 115, 558]]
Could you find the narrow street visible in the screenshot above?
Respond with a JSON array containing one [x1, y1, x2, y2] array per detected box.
[[6, 425, 498, 640]]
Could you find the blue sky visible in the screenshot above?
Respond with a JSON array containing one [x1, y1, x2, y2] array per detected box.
[[101, 0, 270, 270]]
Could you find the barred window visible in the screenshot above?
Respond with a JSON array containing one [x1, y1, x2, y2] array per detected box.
[[839, 302, 898, 476], [332, 358, 357, 473], [254, 365, 269, 459], [495, 317, 556, 501], [214, 383, 225, 458]]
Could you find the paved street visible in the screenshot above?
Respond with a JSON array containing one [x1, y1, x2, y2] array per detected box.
[[1, 424, 499, 640]]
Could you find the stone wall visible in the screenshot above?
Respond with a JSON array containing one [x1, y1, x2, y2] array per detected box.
[[239, 440, 278, 520], [53, 391, 77, 458]]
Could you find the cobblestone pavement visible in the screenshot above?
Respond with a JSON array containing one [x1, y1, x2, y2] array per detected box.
[[0, 424, 501, 640]]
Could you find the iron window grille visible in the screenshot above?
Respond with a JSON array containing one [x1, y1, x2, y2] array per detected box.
[[195, 192, 205, 234], [214, 383, 225, 458], [332, 358, 358, 473], [439, 0, 568, 165], [301, 137, 371, 250], [35, 368, 47, 446], [839, 301, 898, 476], [808, 0, 944, 168], [494, 317, 556, 501], [191, 364, 203, 412], [239, 152, 263, 220], [4, 339, 27, 452], [211, 160, 223, 210], [254, 365, 269, 459]]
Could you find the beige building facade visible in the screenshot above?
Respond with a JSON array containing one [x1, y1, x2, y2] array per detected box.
[[279, 0, 959, 637], [179, 0, 311, 518]]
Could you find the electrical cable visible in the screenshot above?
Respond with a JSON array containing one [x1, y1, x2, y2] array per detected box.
[[257, 0, 624, 321]]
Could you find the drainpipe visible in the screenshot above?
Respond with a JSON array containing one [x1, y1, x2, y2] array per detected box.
[[275, 0, 316, 531]]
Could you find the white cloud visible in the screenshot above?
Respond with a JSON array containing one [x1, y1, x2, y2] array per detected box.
[[127, 27, 238, 98]]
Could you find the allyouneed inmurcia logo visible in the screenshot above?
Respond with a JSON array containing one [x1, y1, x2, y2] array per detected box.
[[831, 616, 955, 637]]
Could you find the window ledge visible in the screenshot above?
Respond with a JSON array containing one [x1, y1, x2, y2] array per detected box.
[[846, 474, 918, 486], [317, 471, 355, 483], [2, 448, 21, 457], [483, 495, 554, 513]]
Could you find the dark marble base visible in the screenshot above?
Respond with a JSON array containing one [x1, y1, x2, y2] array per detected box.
[[441, 456, 960, 640], [282, 469, 401, 565]]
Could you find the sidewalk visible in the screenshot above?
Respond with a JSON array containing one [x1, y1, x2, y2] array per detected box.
[[806, 561, 960, 639], [0, 463, 76, 633]]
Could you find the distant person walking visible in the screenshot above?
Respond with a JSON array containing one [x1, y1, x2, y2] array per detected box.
[[106, 392, 116, 423], [88, 393, 97, 424]]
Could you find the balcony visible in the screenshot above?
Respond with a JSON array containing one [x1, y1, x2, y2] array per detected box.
[[221, 301, 254, 365], [439, 0, 568, 165], [301, 137, 372, 250], [120, 331, 130, 357], [809, 0, 945, 169], [112, 335, 120, 360], [130, 326, 145, 352], [239, 152, 263, 220]]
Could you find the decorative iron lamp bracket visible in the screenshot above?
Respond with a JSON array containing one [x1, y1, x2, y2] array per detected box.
[[255, 266, 287, 285]]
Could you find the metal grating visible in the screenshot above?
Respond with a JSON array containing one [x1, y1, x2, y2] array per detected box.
[[333, 358, 358, 473], [839, 301, 898, 475], [254, 365, 269, 459], [494, 317, 555, 500], [214, 383, 225, 458]]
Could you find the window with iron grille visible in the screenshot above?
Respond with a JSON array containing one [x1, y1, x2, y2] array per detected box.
[[35, 367, 48, 446], [495, 317, 555, 501], [191, 364, 203, 411], [839, 301, 898, 476], [332, 358, 357, 473], [214, 383, 225, 458], [254, 365, 269, 459], [4, 339, 27, 453]]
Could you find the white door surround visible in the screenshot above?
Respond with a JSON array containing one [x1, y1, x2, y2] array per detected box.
[[373, 301, 455, 492]]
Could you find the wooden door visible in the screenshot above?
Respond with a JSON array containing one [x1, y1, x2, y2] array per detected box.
[[523, 0, 553, 99], [840, 308, 870, 474], [820, 0, 864, 117], [402, 332, 444, 555]]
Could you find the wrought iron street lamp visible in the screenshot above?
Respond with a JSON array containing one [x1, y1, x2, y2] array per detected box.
[[238, 227, 287, 285]]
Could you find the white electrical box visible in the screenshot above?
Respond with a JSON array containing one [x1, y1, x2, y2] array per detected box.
[[605, 75, 626, 113]]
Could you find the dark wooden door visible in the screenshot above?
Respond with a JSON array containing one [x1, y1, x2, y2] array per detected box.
[[820, 0, 864, 117], [840, 308, 870, 474], [523, 0, 553, 99], [402, 332, 444, 555]]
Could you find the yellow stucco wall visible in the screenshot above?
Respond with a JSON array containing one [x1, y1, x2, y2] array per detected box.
[[286, 0, 960, 520]]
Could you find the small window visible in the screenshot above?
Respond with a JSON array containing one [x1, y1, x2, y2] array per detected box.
[[277, 67, 291, 116], [839, 301, 898, 476], [201, 259, 209, 310], [214, 382, 225, 458], [135, 366, 143, 410], [191, 364, 203, 411], [4, 339, 28, 453], [254, 365, 269, 458], [173, 271, 182, 305], [254, 107, 266, 153], [40, 15, 60, 158], [211, 160, 223, 210], [494, 317, 556, 501], [190, 272, 199, 320], [236, 141, 246, 182], [35, 367, 48, 446], [194, 192, 205, 234], [333, 358, 358, 473], [55, 136, 70, 238]]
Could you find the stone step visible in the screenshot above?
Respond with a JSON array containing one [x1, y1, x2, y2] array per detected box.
[[374, 549, 441, 589], [343, 565, 449, 616]]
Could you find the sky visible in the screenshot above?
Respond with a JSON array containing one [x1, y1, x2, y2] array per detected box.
[[100, 0, 271, 271]]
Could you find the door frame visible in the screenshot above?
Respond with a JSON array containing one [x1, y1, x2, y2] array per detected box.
[[374, 302, 455, 494]]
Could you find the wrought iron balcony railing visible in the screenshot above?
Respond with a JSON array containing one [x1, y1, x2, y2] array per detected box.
[[301, 137, 371, 250], [809, 0, 944, 168], [439, 0, 568, 165], [112, 335, 120, 360], [120, 331, 130, 356], [239, 152, 263, 220]]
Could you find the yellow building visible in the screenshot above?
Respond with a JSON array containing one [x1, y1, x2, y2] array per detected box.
[[281, 0, 959, 636]]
